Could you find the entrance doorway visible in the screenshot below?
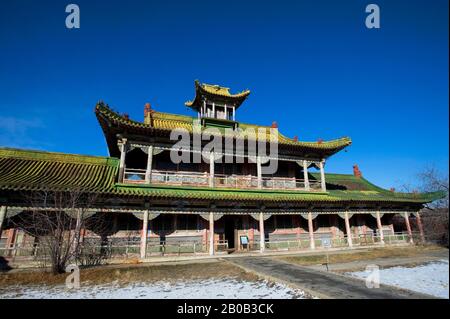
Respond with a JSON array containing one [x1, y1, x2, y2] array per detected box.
[[224, 216, 235, 249]]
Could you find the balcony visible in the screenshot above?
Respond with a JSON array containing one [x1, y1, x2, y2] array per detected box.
[[123, 169, 322, 191]]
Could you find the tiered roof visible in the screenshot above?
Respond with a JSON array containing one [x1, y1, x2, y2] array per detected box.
[[185, 80, 251, 110], [0, 148, 443, 205], [95, 102, 352, 158]]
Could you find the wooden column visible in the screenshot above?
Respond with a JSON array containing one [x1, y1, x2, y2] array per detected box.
[[140, 210, 149, 259], [259, 212, 265, 253], [303, 160, 310, 191], [308, 212, 315, 249], [344, 212, 353, 247], [0, 206, 7, 240], [256, 156, 262, 189], [209, 152, 215, 187], [376, 211, 385, 245], [212, 102, 215, 118], [209, 212, 214, 256], [319, 160, 326, 192], [145, 145, 154, 184], [232, 106, 236, 121], [118, 138, 127, 182], [416, 211, 425, 243], [404, 212, 414, 244]]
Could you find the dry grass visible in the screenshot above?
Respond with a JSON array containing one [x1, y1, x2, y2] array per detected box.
[[0, 260, 258, 287], [277, 245, 445, 266]]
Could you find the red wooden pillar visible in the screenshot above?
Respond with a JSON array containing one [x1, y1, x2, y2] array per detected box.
[[404, 212, 414, 244], [415, 212, 425, 243]]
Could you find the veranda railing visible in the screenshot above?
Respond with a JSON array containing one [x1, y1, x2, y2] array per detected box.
[[124, 168, 322, 191], [0, 232, 419, 260]]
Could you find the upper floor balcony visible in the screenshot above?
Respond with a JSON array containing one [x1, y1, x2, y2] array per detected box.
[[117, 140, 328, 192], [123, 169, 323, 191]]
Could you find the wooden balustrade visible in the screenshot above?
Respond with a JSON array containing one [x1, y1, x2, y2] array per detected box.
[[123, 168, 322, 191]]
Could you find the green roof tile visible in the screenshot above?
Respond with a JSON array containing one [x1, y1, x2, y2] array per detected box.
[[0, 147, 444, 204]]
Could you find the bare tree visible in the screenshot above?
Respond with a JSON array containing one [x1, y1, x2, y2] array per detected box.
[[13, 188, 103, 274], [414, 166, 449, 246], [417, 166, 449, 209], [396, 165, 449, 246]]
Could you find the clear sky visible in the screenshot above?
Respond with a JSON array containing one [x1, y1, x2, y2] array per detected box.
[[0, 0, 448, 189]]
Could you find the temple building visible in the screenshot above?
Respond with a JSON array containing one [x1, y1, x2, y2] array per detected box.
[[0, 81, 444, 260]]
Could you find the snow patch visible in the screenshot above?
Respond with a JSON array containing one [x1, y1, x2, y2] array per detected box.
[[0, 277, 308, 299], [347, 259, 449, 299]]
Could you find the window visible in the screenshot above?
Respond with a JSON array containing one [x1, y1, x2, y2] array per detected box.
[[153, 215, 174, 232], [275, 215, 293, 229], [177, 214, 198, 231]]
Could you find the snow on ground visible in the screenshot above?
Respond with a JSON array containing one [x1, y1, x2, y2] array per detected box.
[[347, 259, 449, 299], [0, 277, 308, 299]]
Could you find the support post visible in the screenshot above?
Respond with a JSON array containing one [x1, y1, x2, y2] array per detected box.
[[209, 212, 214, 256], [256, 156, 262, 189], [376, 211, 385, 245], [232, 106, 236, 121], [308, 212, 315, 250], [209, 152, 215, 187], [0, 206, 7, 240], [145, 145, 154, 184], [319, 160, 326, 192], [140, 210, 149, 259], [259, 212, 265, 253], [303, 160, 310, 191], [416, 211, 425, 243], [404, 212, 414, 244], [118, 138, 127, 183], [212, 102, 215, 118], [344, 212, 353, 247]]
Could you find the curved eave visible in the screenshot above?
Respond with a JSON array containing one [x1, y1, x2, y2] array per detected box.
[[102, 183, 443, 205], [322, 174, 446, 204], [0, 147, 444, 206], [185, 80, 251, 109], [95, 103, 351, 157]]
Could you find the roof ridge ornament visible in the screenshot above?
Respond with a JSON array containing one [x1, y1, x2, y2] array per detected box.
[[353, 164, 362, 178]]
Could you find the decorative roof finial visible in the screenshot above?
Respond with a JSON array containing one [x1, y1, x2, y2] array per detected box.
[[293, 135, 298, 142], [271, 121, 278, 129], [353, 164, 362, 178], [144, 103, 151, 117]]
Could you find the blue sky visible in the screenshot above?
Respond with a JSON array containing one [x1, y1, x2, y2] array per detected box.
[[0, 0, 448, 189]]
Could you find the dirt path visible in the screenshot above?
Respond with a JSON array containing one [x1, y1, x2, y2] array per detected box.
[[227, 257, 436, 299]]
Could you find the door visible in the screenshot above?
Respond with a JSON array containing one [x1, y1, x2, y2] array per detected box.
[[224, 216, 235, 249]]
